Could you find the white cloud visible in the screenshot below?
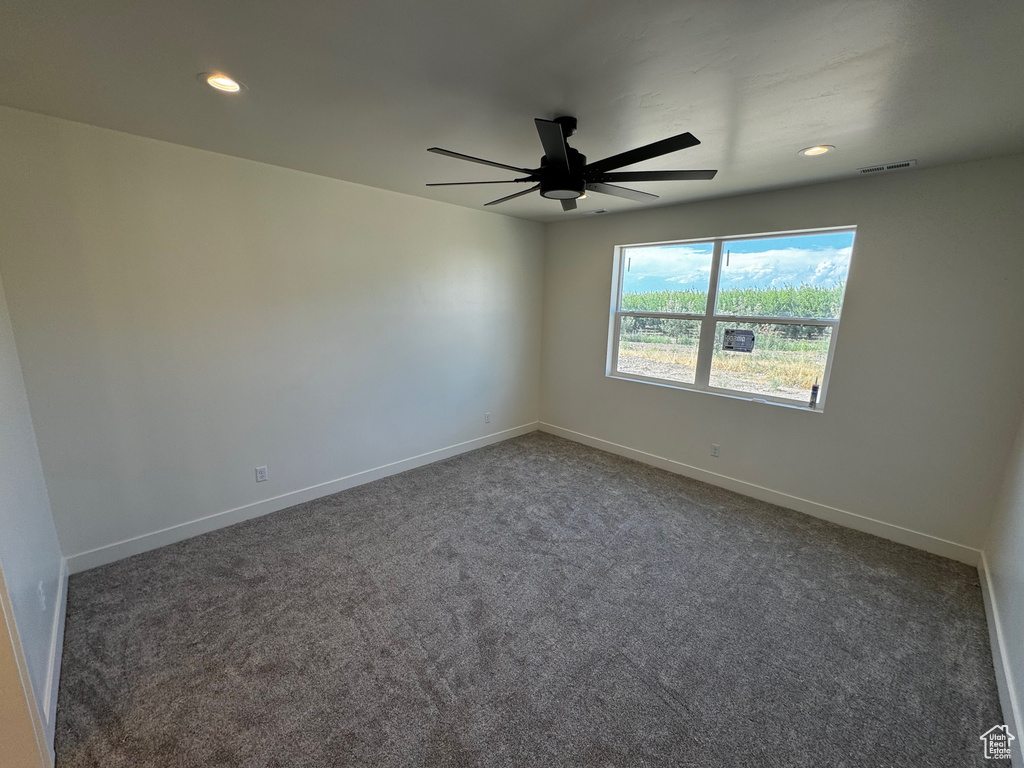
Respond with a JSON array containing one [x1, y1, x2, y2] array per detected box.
[[623, 245, 714, 290], [622, 243, 851, 294], [719, 246, 851, 289]]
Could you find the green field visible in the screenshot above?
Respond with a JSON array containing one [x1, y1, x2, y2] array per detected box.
[[621, 283, 844, 320]]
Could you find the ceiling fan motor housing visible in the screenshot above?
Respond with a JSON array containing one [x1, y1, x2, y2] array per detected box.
[[540, 148, 587, 199]]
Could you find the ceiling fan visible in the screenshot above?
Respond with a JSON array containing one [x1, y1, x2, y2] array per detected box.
[[426, 116, 717, 211]]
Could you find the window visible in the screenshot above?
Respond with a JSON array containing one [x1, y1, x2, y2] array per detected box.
[[608, 227, 856, 409]]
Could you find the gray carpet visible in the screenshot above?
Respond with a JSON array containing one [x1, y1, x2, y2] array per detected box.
[[55, 432, 1004, 767]]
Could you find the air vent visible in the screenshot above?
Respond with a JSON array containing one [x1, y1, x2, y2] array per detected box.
[[858, 159, 917, 175]]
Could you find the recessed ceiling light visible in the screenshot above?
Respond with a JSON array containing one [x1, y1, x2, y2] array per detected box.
[[800, 145, 834, 156], [200, 72, 243, 92]]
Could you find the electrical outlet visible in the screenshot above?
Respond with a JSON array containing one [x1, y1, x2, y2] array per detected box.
[[711, 444, 720, 458], [484, 412, 491, 424], [38, 582, 46, 611], [255, 466, 268, 483]]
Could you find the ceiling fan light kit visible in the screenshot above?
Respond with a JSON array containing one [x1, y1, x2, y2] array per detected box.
[[427, 116, 717, 211]]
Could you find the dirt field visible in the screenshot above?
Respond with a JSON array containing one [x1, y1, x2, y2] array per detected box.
[[618, 342, 818, 402]]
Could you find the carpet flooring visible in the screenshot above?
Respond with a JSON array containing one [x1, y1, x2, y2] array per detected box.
[[55, 432, 1004, 767]]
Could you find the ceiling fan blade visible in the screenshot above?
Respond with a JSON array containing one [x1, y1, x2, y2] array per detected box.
[[586, 182, 659, 202], [561, 198, 577, 212], [535, 119, 570, 174], [586, 132, 701, 174], [485, 184, 541, 207], [599, 170, 718, 182], [426, 178, 534, 186], [428, 147, 534, 175]]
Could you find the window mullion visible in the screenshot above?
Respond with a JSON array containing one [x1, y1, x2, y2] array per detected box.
[[694, 240, 723, 388], [618, 311, 706, 321]]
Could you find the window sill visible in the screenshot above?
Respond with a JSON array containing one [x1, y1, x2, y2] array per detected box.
[[607, 372, 825, 413]]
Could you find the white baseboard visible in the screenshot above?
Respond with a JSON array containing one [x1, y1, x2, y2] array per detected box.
[[980, 552, 1024, 768], [41, 558, 67, 754], [539, 422, 981, 566], [66, 423, 539, 574]]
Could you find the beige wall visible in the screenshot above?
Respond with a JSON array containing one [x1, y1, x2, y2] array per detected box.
[[987, 414, 1024, 760], [0, 106, 544, 565], [540, 155, 1024, 557]]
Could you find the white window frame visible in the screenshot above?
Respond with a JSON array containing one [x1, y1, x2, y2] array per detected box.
[[606, 226, 856, 411]]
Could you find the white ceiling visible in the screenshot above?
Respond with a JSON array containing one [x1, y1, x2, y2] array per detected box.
[[2, 0, 1021, 222]]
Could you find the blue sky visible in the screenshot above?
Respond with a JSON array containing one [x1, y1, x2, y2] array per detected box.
[[622, 231, 855, 294]]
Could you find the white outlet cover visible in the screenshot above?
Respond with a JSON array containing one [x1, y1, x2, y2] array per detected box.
[[256, 466, 268, 482]]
